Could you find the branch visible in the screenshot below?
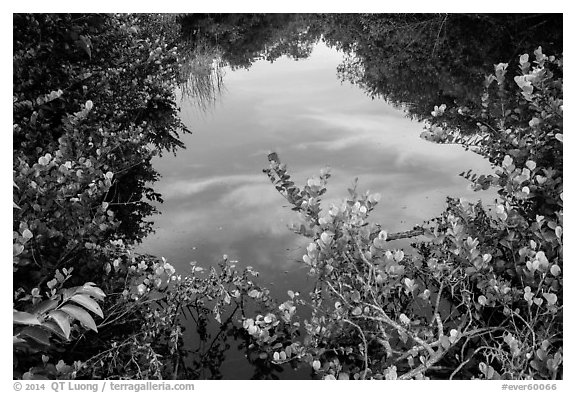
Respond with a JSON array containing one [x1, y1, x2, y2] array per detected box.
[[398, 347, 446, 380], [386, 227, 425, 241], [361, 310, 435, 356], [343, 318, 369, 380], [433, 281, 444, 340], [449, 345, 494, 380]]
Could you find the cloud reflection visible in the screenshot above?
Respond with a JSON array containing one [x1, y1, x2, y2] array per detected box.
[[159, 174, 264, 200]]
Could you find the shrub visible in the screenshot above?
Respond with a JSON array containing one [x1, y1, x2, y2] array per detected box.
[[250, 46, 562, 380], [13, 13, 189, 379]]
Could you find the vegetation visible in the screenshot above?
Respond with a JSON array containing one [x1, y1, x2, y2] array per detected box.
[[13, 13, 189, 379], [13, 13, 562, 380], [256, 47, 562, 380], [320, 14, 562, 128], [179, 14, 323, 69]]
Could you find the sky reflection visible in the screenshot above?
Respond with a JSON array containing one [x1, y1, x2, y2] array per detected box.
[[138, 42, 495, 294]]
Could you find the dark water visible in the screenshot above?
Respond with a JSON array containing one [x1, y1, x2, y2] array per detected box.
[[136, 14, 562, 378]]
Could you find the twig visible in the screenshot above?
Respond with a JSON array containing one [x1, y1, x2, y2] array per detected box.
[[343, 318, 369, 380], [398, 348, 446, 380], [509, 307, 537, 349], [433, 281, 444, 339], [431, 14, 448, 57], [449, 345, 493, 380]]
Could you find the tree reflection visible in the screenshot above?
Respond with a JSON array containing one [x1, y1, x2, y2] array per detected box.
[[177, 13, 562, 133], [172, 298, 302, 379], [321, 14, 562, 128], [179, 14, 323, 69]]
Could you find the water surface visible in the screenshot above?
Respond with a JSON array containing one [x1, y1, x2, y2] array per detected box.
[[137, 41, 499, 378], [139, 41, 493, 295]]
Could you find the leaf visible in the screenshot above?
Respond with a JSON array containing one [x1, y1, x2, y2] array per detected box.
[[404, 278, 417, 293], [13, 336, 26, 344], [479, 362, 488, 375], [369, 193, 381, 203], [69, 294, 103, 318], [378, 230, 388, 240], [59, 304, 98, 332], [399, 313, 410, 325], [478, 295, 487, 306], [56, 360, 72, 374], [247, 289, 260, 298], [19, 326, 51, 346], [320, 232, 332, 244], [440, 335, 451, 350], [13, 311, 41, 326], [22, 229, 33, 239], [77, 35, 92, 58], [394, 250, 405, 262], [75, 283, 106, 300], [542, 293, 557, 306], [48, 310, 71, 340], [312, 360, 321, 371], [41, 321, 66, 338], [525, 160, 537, 171], [13, 243, 24, 256], [28, 299, 59, 316], [267, 152, 279, 163], [62, 288, 77, 302], [373, 237, 386, 249], [213, 306, 221, 324]]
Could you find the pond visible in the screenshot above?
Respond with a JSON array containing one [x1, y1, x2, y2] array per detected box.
[[137, 41, 494, 378], [134, 13, 562, 379], [139, 39, 497, 283]]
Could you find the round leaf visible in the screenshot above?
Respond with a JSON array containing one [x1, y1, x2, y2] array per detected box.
[[13, 243, 24, 256], [22, 229, 33, 239], [440, 335, 451, 349]]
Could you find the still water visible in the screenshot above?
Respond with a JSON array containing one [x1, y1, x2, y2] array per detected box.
[[138, 42, 494, 377]]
